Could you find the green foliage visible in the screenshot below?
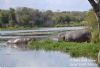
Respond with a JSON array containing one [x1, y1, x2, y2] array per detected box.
[[29, 40, 100, 59], [0, 10, 9, 27], [91, 29, 99, 43], [85, 10, 97, 28], [0, 7, 85, 28], [84, 10, 99, 43]]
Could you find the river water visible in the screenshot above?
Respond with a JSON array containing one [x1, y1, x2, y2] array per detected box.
[[0, 42, 98, 67], [0, 26, 86, 35], [0, 27, 99, 67]]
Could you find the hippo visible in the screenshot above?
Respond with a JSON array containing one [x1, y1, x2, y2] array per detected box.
[[58, 32, 66, 41], [7, 37, 32, 44], [64, 30, 91, 42]]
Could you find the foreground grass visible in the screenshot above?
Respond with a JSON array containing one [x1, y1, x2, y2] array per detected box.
[[29, 40, 100, 60]]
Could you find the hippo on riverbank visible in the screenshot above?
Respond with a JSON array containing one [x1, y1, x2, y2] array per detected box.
[[65, 30, 91, 42], [58, 29, 91, 42]]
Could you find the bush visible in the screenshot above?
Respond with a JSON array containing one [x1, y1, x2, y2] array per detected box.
[[91, 29, 99, 43]]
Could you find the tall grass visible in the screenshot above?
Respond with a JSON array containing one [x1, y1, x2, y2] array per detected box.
[[29, 39, 100, 59]]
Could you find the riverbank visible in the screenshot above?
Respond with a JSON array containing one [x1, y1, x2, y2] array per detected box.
[[0, 27, 34, 30], [29, 40, 100, 60]]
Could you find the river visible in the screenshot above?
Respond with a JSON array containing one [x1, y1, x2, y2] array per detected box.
[[0, 27, 99, 67]]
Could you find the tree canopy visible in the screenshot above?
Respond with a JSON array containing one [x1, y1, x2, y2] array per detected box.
[[0, 7, 86, 28]]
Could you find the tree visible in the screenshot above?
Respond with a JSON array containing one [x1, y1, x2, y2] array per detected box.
[[9, 8, 16, 26], [0, 7, 86, 28], [88, 0, 100, 40], [0, 10, 9, 27]]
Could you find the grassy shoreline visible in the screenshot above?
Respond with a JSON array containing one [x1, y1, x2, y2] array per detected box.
[[29, 40, 100, 60], [0, 27, 34, 30]]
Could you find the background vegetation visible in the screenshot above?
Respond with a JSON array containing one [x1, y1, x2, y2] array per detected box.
[[0, 7, 86, 28]]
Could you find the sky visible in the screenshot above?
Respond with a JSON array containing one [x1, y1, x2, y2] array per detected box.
[[0, 0, 92, 11]]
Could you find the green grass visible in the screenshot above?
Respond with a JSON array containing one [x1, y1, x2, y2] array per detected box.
[[0, 26, 34, 30], [29, 40, 100, 60], [55, 22, 84, 27]]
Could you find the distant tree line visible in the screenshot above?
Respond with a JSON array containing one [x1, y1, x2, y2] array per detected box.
[[0, 7, 86, 28]]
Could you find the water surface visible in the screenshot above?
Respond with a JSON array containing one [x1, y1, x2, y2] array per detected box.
[[0, 42, 98, 67]]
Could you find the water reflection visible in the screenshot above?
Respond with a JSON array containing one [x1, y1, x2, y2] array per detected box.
[[0, 42, 99, 67], [7, 43, 29, 50], [0, 49, 98, 67]]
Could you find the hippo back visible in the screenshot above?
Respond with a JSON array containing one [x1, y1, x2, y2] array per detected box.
[[65, 30, 91, 42]]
